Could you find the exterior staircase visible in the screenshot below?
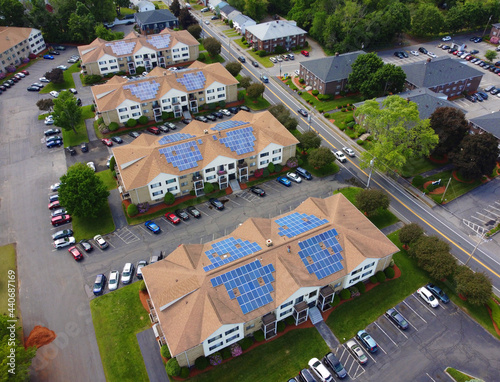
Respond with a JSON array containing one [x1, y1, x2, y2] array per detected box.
[[309, 306, 323, 324]]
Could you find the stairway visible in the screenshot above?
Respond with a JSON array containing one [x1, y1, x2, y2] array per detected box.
[[309, 306, 323, 325], [229, 179, 241, 193]]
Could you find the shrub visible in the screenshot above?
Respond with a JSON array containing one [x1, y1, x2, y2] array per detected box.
[[166, 358, 181, 376], [277, 321, 285, 332], [161, 345, 171, 359], [399, 223, 424, 245], [241, 36, 246, 42], [253, 329, 265, 342], [285, 315, 295, 326], [341, 108, 346, 112], [137, 202, 150, 214], [324, 113, 330, 118], [299, 78, 305, 84], [139, 280, 147, 292], [254, 168, 263, 178], [385, 266, 395, 279], [209, 352, 223, 366], [198, 52, 206, 61], [312, 89, 319, 96], [340, 289, 351, 300], [97, 117, 104, 125], [180, 367, 189, 379], [318, 109, 323, 113], [267, 162, 275, 173], [369, 275, 378, 284], [204, 182, 214, 194], [29, 53, 37, 59], [112, 170, 116, 178], [164, 192, 175, 205], [332, 293, 340, 306], [83, 74, 102, 85], [339, 125, 346, 131], [221, 347, 232, 360], [298, 91, 302, 95], [91, 104, 96, 112], [412, 175, 425, 188], [347, 121, 356, 129], [108, 122, 119, 131], [286, 157, 299, 168], [345, 115, 355, 123], [230, 343, 242, 357], [138, 115, 148, 125], [126, 118, 137, 127], [127, 203, 138, 216], [262, 168, 270, 177], [357, 127, 366, 135], [355, 281, 366, 294], [357, 139, 364, 145], [195, 356, 209, 370], [258, 50, 266, 57], [274, 164, 282, 173], [317, 94, 330, 100], [238, 336, 254, 350], [376, 271, 386, 283]]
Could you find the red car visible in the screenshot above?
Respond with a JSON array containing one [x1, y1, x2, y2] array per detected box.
[[48, 200, 60, 210], [301, 50, 309, 57], [101, 138, 113, 147], [147, 126, 160, 135], [21, 70, 29, 75], [68, 246, 83, 261], [165, 212, 181, 224], [51, 214, 71, 226]]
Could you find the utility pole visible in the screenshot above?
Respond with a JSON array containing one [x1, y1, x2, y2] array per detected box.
[[482, 15, 493, 37], [367, 157, 376, 188], [463, 220, 489, 266], [307, 114, 311, 131]]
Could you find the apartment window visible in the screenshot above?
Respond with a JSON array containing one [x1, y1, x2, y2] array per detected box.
[[101, 67, 108, 71], [173, 48, 179, 52], [349, 276, 360, 284], [217, 87, 224, 92], [250, 162, 256, 167], [225, 327, 238, 336], [272, 149, 281, 154], [98, 61, 106, 65], [207, 89, 214, 93], [279, 308, 292, 317], [131, 105, 139, 110], [308, 290, 317, 299], [205, 167, 215, 173], [362, 271, 372, 278], [208, 96, 215, 101], [207, 175, 216, 181], [280, 300, 293, 309], [152, 190, 163, 197], [260, 160, 269, 165], [109, 59, 116, 63], [120, 114, 130, 120], [181, 47, 188, 51], [246, 324, 255, 331], [272, 156, 281, 162], [250, 155, 256, 159], [334, 282, 342, 288], [166, 178, 176, 184], [180, 175, 187, 179], [295, 296, 304, 304], [228, 163, 235, 170], [209, 342, 223, 351], [218, 94, 224, 98], [167, 186, 178, 192], [226, 334, 240, 343], [110, 65, 118, 70], [150, 182, 161, 189], [132, 112, 141, 117], [351, 268, 362, 276], [260, 152, 269, 158], [180, 182, 188, 187], [118, 108, 127, 112], [363, 262, 375, 270], [181, 96, 187, 102]]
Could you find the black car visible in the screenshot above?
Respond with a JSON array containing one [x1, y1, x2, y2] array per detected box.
[[228, 106, 240, 114], [44, 128, 61, 136], [129, 131, 140, 139], [209, 198, 224, 210], [2, 82, 11, 88], [175, 208, 190, 221], [237, 56, 246, 63], [211, 111, 223, 119], [385, 308, 409, 329], [426, 283, 450, 303], [52, 229, 73, 240], [465, 95, 477, 102], [181, 118, 191, 124], [449, 48, 457, 54], [76, 98, 82, 106], [27, 85, 41, 92], [186, 206, 201, 218], [205, 114, 217, 121], [491, 88, 500, 95], [250, 186, 265, 197], [93, 274, 106, 296], [79, 239, 93, 252], [66, 146, 76, 156], [6, 80, 15, 86], [46, 140, 62, 148], [158, 124, 170, 133], [111, 136, 123, 144], [470, 49, 479, 54], [239, 105, 250, 112], [251, 61, 259, 67], [324, 352, 347, 379], [394, 51, 403, 59], [48, 50, 60, 55], [80, 142, 89, 152], [195, 116, 208, 122], [0, 85, 6, 91], [418, 47, 428, 54], [211, 15, 218, 20]]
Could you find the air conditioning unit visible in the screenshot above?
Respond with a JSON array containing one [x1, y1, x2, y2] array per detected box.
[[266, 239, 273, 247], [204, 129, 208, 134]]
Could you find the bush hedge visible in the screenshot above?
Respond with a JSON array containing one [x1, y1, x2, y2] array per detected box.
[[253, 330, 265, 342], [126, 118, 137, 127], [83, 74, 102, 85], [262, 168, 270, 177], [138, 115, 148, 125], [108, 122, 119, 131], [324, 113, 330, 118], [274, 164, 282, 173], [332, 293, 340, 306], [161, 345, 171, 359], [385, 266, 395, 279], [376, 271, 386, 283], [166, 358, 181, 376], [127, 203, 138, 217], [299, 78, 305, 84], [357, 139, 364, 145], [238, 337, 254, 350], [369, 275, 378, 284], [285, 315, 295, 326], [164, 192, 175, 205], [204, 182, 214, 194], [277, 321, 285, 332], [139, 280, 147, 292], [355, 281, 366, 294], [221, 347, 232, 360], [180, 367, 189, 379], [340, 289, 351, 300], [195, 356, 209, 370], [412, 175, 425, 188], [267, 162, 275, 173], [312, 89, 319, 96]]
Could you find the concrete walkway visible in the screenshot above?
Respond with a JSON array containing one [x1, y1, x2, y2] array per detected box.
[[309, 306, 340, 351], [137, 328, 170, 382]]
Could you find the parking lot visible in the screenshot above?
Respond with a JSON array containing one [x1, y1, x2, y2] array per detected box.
[[289, 291, 500, 382]]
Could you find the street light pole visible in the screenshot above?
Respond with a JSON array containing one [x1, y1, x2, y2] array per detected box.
[[366, 157, 375, 188], [482, 15, 493, 37]]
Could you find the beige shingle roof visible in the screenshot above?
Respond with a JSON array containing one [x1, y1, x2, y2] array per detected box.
[[112, 110, 300, 190], [91, 61, 238, 112], [142, 193, 399, 356], [78, 29, 198, 65], [0, 27, 33, 54]]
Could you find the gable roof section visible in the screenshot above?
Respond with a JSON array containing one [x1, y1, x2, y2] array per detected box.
[[469, 111, 500, 139], [233, 14, 255, 26], [142, 193, 399, 356], [135, 9, 177, 24], [0, 27, 35, 54], [246, 20, 306, 41], [401, 57, 483, 88], [300, 51, 365, 83]]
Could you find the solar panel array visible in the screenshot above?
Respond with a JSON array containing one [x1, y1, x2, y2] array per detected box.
[[219, 127, 256, 155], [213, 136, 218, 141], [198, 139, 203, 144], [275, 212, 329, 238], [147, 34, 171, 49], [177, 71, 206, 91], [158, 133, 196, 145], [203, 237, 262, 272], [210, 260, 275, 315], [106, 40, 137, 56], [123, 81, 161, 101], [211, 120, 247, 131], [298, 228, 344, 280], [159, 141, 202, 171]]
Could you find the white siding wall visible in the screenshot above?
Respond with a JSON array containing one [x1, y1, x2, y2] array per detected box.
[[202, 156, 236, 182], [202, 323, 243, 356], [205, 81, 226, 103], [97, 53, 120, 74], [276, 287, 320, 319], [117, 99, 143, 122], [257, 143, 283, 169], [147, 173, 180, 200], [345, 258, 378, 286]]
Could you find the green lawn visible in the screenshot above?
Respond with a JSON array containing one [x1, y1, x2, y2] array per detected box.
[[203, 54, 225, 64], [418, 170, 483, 204], [446, 367, 475, 382], [152, 1, 168, 8], [238, 90, 270, 110], [0, 244, 18, 317], [62, 105, 93, 147], [300, 93, 363, 112], [71, 203, 115, 241], [329, 110, 354, 127], [223, 29, 240, 37], [234, 39, 251, 51], [400, 157, 444, 178], [97, 169, 118, 191], [333, 187, 399, 229], [189, 328, 329, 382], [81, 104, 95, 120], [117, 8, 135, 17], [39, 63, 80, 93], [90, 282, 150, 382], [243, 50, 274, 68], [301, 162, 339, 178]]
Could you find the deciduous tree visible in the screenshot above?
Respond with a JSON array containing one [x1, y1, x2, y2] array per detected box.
[[95, 24, 124, 41], [246, 83, 265, 98], [426, 251, 457, 281], [239, 76, 252, 89], [355, 189, 390, 216], [485, 50, 498, 62], [411, 4, 443, 36], [36, 98, 54, 111], [225, 61, 242, 77], [298, 131, 321, 150], [429, 107, 468, 157], [53, 91, 83, 134], [203, 37, 221, 57], [45, 68, 65, 84], [269, 104, 298, 131], [170, 0, 181, 17], [59, 163, 110, 219], [187, 24, 202, 39], [398, 223, 424, 246], [0, 0, 27, 26], [348, 53, 384, 93], [244, 0, 269, 22], [68, 2, 96, 43], [308, 147, 335, 169], [179, 7, 197, 29], [455, 265, 492, 305]]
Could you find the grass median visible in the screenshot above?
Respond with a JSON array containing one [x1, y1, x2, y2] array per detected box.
[[71, 202, 115, 241], [39, 63, 80, 93], [97, 169, 118, 191]]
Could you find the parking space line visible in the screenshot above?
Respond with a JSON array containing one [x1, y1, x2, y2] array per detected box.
[[377, 342, 387, 355], [426, 372, 437, 382], [383, 316, 408, 339], [374, 322, 398, 347], [227, 197, 242, 206], [412, 294, 437, 316], [138, 226, 154, 236], [402, 301, 425, 326], [198, 209, 211, 217], [354, 339, 378, 362]]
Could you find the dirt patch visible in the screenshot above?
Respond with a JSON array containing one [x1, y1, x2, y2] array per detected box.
[[25, 326, 56, 349], [452, 170, 475, 183], [139, 290, 150, 312], [423, 181, 446, 195], [429, 154, 448, 164]]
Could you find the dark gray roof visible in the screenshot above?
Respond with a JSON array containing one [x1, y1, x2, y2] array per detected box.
[[135, 9, 177, 24], [219, 4, 236, 15], [353, 88, 465, 120], [300, 51, 365, 83], [469, 111, 500, 139], [401, 57, 483, 88]]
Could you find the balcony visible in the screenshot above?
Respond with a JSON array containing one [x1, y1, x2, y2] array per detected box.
[[217, 170, 227, 175], [237, 161, 248, 169], [192, 174, 202, 182]]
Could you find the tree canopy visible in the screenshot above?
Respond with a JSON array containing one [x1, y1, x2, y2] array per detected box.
[[225, 62, 242, 77], [355, 189, 390, 216], [203, 37, 221, 57], [178, 7, 197, 29], [36, 98, 54, 112], [298, 131, 321, 150], [44, 68, 65, 84], [355, 96, 439, 173], [268, 104, 298, 131], [53, 91, 83, 134], [239, 76, 253, 89], [187, 24, 202, 40], [246, 83, 265, 99], [170, 0, 181, 17], [455, 265, 492, 306], [59, 162, 110, 219], [429, 107, 469, 157], [308, 147, 335, 169]]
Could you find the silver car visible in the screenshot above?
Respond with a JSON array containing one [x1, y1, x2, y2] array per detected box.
[[109, 270, 119, 291]]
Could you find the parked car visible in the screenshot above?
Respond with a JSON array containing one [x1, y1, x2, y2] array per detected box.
[[477, 91, 488, 100], [301, 50, 309, 56], [385, 308, 409, 329], [165, 212, 181, 224], [269, 56, 277, 63], [51, 214, 71, 227], [108, 270, 120, 291], [333, 150, 347, 163], [50, 182, 61, 192], [240, 105, 250, 112], [342, 147, 355, 157], [49, 194, 59, 202], [86, 162, 96, 172], [93, 234, 109, 249], [186, 206, 201, 218], [211, 15, 218, 20], [145, 220, 161, 234], [195, 115, 208, 123], [418, 47, 428, 54], [410, 50, 419, 56], [250, 186, 266, 196], [93, 274, 106, 295], [49, 90, 59, 98], [27, 85, 40, 92], [209, 198, 224, 210], [220, 109, 231, 116], [78, 239, 93, 252], [175, 209, 190, 221], [53, 236, 75, 249], [286, 172, 302, 183], [394, 51, 404, 59], [57, 65, 68, 71], [228, 106, 239, 114], [417, 286, 439, 308], [308, 358, 333, 382], [346, 339, 368, 364], [46, 135, 62, 143], [39, 77, 50, 83], [356, 329, 378, 352], [80, 142, 89, 152], [205, 114, 217, 121], [43, 55, 54, 60], [44, 128, 61, 137], [442, 36, 451, 41], [68, 246, 83, 261], [111, 136, 123, 144], [426, 283, 450, 303], [101, 138, 113, 146], [69, 88, 77, 94], [51, 208, 68, 217], [129, 131, 141, 139], [48, 200, 60, 210], [147, 126, 160, 134], [276, 176, 291, 187], [297, 108, 308, 117], [324, 352, 347, 379], [465, 94, 477, 102], [21, 70, 29, 75], [164, 122, 176, 130], [149, 250, 163, 264], [427, 51, 437, 58], [299, 369, 316, 382], [441, 45, 450, 50], [52, 229, 73, 240], [136, 260, 147, 279], [121, 263, 135, 284]]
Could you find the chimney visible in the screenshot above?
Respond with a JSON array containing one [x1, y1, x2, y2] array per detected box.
[[204, 129, 208, 134]]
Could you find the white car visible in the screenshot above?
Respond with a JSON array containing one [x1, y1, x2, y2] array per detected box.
[[308, 358, 333, 382], [93, 234, 108, 249], [204, 20, 209, 25], [87, 162, 96, 172], [342, 147, 355, 157], [32, 82, 45, 88], [53, 236, 75, 249], [295, 69, 300, 76], [286, 172, 302, 183], [16, 72, 25, 77], [67, 58, 78, 63], [269, 57, 277, 63], [220, 109, 231, 116], [427, 52, 437, 58], [417, 287, 439, 308], [333, 150, 347, 163], [50, 182, 61, 192], [56, 65, 68, 70], [442, 36, 451, 41], [122, 263, 134, 284], [39, 77, 50, 83], [106, 155, 113, 168], [109, 270, 120, 291], [410, 50, 419, 56], [44, 119, 54, 125], [276, 56, 283, 62], [49, 91, 59, 98], [346, 339, 368, 364]]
